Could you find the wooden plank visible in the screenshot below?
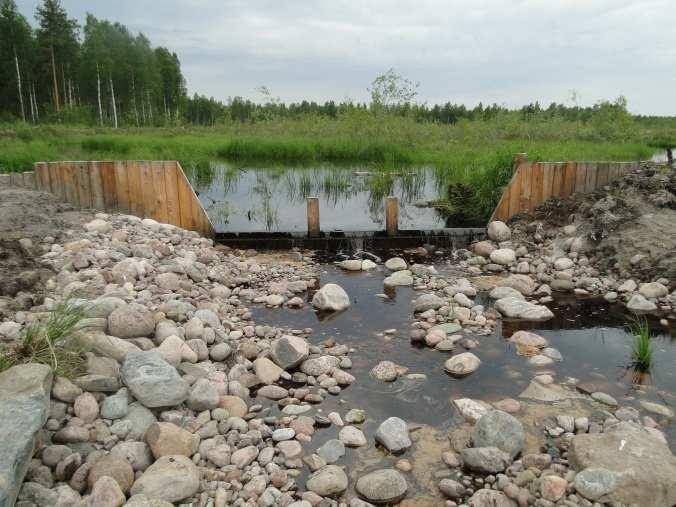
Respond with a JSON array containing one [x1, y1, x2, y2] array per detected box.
[[507, 166, 522, 218], [574, 162, 587, 193], [386, 196, 398, 236], [596, 162, 609, 187], [100, 161, 118, 212], [551, 162, 565, 198], [177, 165, 196, 231], [114, 161, 131, 214], [48, 163, 59, 195], [139, 161, 155, 219], [163, 161, 181, 226], [542, 163, 554, 202], [9, 172, 23, 187], [34, 163, 47, 190], [0, 174, 10, 187], [562, 162, 576, 198], [74, 161, 91, 208], [63, 163, 79, 206], [518, 163, 532, 211], [127, 161, 145, 217], [150, 161, 169, 223], [529, 163, 543, 210], [307, 197, 320, 236], [23, 171, 36, 189], [608, 163, 620, 183], [89, 161, 105, 211], [585, 163, 598, 193], [491, 185, 510, 222], [177, 161, 213, 236]]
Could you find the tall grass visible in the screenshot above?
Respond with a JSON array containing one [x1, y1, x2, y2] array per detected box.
[[0, 301, 87, 378], [626, 316, 654, 372]]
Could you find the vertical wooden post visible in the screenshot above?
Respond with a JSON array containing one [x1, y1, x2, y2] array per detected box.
[[386, 196, 398, 236], [307, 197, 320, 237]]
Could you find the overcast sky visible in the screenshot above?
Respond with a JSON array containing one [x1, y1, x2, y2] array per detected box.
[[16, 0, 676, 115]]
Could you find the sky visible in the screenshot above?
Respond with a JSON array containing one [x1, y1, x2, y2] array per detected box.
[[16, 0, 676, 115]]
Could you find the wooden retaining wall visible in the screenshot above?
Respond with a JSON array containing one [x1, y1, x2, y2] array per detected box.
[[491, 156, 640, 223], [0, 161, 213, 237]]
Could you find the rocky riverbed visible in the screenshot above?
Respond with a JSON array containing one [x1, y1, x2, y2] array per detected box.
[[0, 171, 675, 507]]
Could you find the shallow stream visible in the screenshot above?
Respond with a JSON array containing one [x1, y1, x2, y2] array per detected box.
[[250, 262, 676, 502]]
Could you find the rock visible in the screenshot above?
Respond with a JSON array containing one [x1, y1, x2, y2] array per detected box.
[[489, 286, 524, 300], [0, 321, 21, 341], [375, 417, 411, 453], [270, 335, 309, 370], [301, 355, 340, 376], [461, 447, 511, 473], [120, 402, 157, 440], [355, 469, 407, 504], [551, 279, 574, 292], [370, 361, 399, 382], [254, 357, 283, 385], [83, 332, 141, 362], [554, 257, 574, 270], [453, 398, 491, 423], [146, 422, 199, 458], [508, 330, 548, 348], [498, 274, 537, 296], [494, 296, 554, 321], [73, 392, 99, 423], [490, 248, 516, 265], [540, 475, 567, 501], [473, 240, 496, 258], [101, 389, 129, 420], [87, 476, 125, 507], [339, 426, 367, 447], [472, 410, 524, 459], [88, 454, 134, 493], [219, 395, 248, 417], [187, 378, 219, 411], [312, 284, 350, 312], [487, 221, 511, 242], [573, 467, 619, 502], [52, 376, 82, 402], [413, 293, 445, 312], [362, 259, 377, 270], [340, 259, 363, 271], [0, 364, 52, 507], [231, 446, 259, 468], [467, 489, 516, 507], [443, 352, 481, 377], [209, 342, 232, 361], [639, 400, 674, 418], [121, 351, 189, 408], [108, 304, 155, 338], [439, 478, 465, 499], [306, 465, 348, 497], [383, 270, 413, 287], [110, 441, 153, 471], [385, 257, 407, 271], [528, 354, 553, 366], [626, 293, 657, 312], [129, 455, 200, 503], [639, 282, 668, 299], [317, 439, 345, 463], [84, 218, 112, 233], [569, 421, 676, 506], [591, 391, 617, 407]]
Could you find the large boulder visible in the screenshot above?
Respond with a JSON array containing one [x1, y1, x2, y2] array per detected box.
[[146, 422, 199, 458], [461, 447, 511, 474], [626, 294, 657, 312], [497, 274, 537, 296], [487, 221, 511, 242], [270, 335, 309, 370], [494, 297, 554, 321], [490, 249, 516, 266], [443, 352, 481, 377], [121, 351, 189, 408], [385, 257, 407, 271], [306, 465, 348, 497], [568, 421, 676, 506], [129, 455, 199, 503], [0, 364, 53, 507], [472, 410, 524, 459], [383, 270, 413, 287], [312, 284, 350, 312], [107, 304, 155, 338], [413, 293, 445, 312], [355, 469, 408, 504], [375, 417, 411, 453]]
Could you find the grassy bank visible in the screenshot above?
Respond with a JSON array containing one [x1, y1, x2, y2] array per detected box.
[[0, 113, 670, 221]]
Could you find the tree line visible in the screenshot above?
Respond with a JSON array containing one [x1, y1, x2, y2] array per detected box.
[[0, 0, 185, 126], [0, 1, 669, 129]]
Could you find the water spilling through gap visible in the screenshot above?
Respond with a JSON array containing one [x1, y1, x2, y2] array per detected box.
[[187, 164, 447, 233]]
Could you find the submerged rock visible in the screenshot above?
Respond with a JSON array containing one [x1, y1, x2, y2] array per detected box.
[[443, 352, 481, 377], [375, 417, 411, 453], [494, 296, 554, 321], [472, 410, 524, 459]]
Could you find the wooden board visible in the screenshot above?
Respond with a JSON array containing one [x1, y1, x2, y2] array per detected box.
[[150, 161, 169, 223], [163, 161, 181, 226], [139, 161, 155, 219], [551, 163, 565, 198], [518, 163, 532, 211], [507, 166, 523, 218], [127, 161, 145, 217], [74, 161, 91, 208], [530, 162, 544, 210], [101, 161, 118, 212], [562, 162, 576, 197], [584, 163, 598, 194], [596, 162, 609, 187], [114, 161, 130, 214], [89, 161, 105, 211]]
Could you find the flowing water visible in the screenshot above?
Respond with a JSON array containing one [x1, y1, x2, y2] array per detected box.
[[187, 164, 446, 233], [249, 262, 676, 502]]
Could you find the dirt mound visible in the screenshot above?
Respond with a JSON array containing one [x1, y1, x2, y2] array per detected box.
[[510, 163, 676, 282]]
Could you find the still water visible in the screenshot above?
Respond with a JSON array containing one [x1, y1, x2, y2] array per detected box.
[[187, 164, 446, 233]]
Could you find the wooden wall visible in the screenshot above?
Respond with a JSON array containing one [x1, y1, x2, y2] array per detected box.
[[26, 160, 213, 237], [491, 159, 640, 223]]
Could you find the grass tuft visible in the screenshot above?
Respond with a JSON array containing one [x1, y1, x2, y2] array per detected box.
[[0, 301, 87, 378], [627, 316, 654, 372]]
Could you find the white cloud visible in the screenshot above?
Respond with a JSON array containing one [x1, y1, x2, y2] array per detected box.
[[16, 0, 676, 114]]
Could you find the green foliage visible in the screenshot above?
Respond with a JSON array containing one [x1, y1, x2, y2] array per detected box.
[[0, 301, 87, 377], [627, 316, 654, 372]]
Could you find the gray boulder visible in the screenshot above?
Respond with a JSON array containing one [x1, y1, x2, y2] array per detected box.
[[306, 465, 348, 497], [0, 364, 53, 507], [312, 284, 350, 312], [494, 296, 554, 321], [472, 410, 524, 459], [487, 221, 511, 242], [121, 351, 189, 408], [461, 447, 511, 473], [108, 304, 155, 338], [375, 417, 411, 453], [129, 455, 199, 503], [270, 335, 309, 370], [355, 469, 407, 504], [413, 293, 445, 312], [626, 294, 657, 312]]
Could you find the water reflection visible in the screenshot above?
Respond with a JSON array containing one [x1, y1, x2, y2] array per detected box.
[[185, 163, 445, 233]]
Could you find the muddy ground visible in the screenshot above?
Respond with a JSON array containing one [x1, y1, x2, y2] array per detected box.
[[509, 163, 676, 283]]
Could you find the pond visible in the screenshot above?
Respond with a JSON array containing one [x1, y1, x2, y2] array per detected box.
[[187, 164, 447, 233], [249, 262, 676, 502]]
